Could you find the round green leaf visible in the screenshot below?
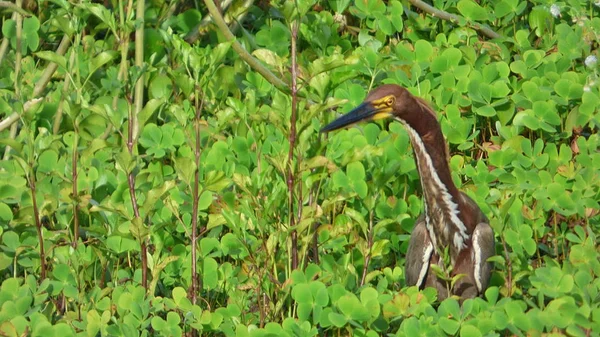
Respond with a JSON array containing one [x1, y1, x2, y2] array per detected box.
[[149, 74, 173, 100], [457, 0, 489, 21], [460, 324, 482, 337], [414, 40, 433, 62], [198, 190, 213, 211], [328, 312, 347, 327], [0, 202, 12, 223]]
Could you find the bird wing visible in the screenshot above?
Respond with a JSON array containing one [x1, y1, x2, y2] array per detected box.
[[472, 221, 495, 293], [405, 216, 434, 288]]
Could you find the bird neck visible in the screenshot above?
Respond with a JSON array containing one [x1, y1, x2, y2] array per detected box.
[[399, 99, 471, 256]]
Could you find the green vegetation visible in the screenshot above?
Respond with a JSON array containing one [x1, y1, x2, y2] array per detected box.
[[0, 0, 599, 336]]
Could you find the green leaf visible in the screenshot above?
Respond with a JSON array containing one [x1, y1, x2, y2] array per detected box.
[[37, 150, 59, 174], [2, 231, 20, 251], [554, 79, 583, 101], [221, 233, 246, 258], [35, 51, 67, 69], [141, 181, 176, 217], [346, 161, 365, 181], [151, 316, 167, 331], [495, 0, 518, 18], [202, 257, 218, 290], [457, 0, 489, 21], [149, 75, 173, 100], [0, 203, 13, 223], [414, 40, 432, 62], [476, 106, 496, 117], [90, 51, 118, 77], [292, 283, 312, 304], [198, 190, 213, 211], [328, 312, 347, 327], [528, 7, 552, 37], [22, 17, 40, 54], [460, 324, 482, 337], [172, 287, 187, 306], [440, 317, 460, 334]]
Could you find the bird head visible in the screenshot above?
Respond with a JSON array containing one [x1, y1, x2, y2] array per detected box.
[[320, 84, 412, 133]]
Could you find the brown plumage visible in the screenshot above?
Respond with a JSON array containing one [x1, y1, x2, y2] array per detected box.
[[322, 84, 495, 300]]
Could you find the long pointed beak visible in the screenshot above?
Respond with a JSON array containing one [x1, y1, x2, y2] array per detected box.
[[320, 102, 392, 133]]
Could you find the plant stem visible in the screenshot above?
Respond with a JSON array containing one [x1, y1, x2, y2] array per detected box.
[[34, 34, 71, 97], [124, 0, 147, 290], [360, 209, 375, 287], [133, 0, 144, 143], [288, 18, 299, 271], [127, 169, 145, 287], [72, 128, 79, 248], [0, 1, 31, 16], [15, 0, 22, 98], [501, 234, 512, 296], [53, 47, 75, 135], [30, 175, 46, 280], [203, 0, 290, 94], [190, 91, 205, 310]]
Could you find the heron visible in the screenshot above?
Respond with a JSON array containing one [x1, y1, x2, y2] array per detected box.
[[321, 84, 495, 300]]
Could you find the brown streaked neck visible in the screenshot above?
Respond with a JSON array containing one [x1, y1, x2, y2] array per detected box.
[[403, 98, 461, 205], [398, 96, 475, 254]]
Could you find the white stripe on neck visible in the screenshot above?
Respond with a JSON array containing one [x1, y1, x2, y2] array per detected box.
[[401, 120, 468, 251]]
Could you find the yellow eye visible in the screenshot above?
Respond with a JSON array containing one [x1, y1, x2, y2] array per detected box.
[[386, 97, 395, 106]]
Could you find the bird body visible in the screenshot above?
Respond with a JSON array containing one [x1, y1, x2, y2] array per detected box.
[[321, 84, 495, 300]]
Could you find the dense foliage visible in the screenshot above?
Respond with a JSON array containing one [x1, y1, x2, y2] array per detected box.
[[0, 0, 599, 336]]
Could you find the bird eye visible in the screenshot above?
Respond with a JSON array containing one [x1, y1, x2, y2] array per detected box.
[[387, 97, 394, 106]]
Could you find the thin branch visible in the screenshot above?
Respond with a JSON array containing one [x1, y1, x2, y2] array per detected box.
[[131, 0, 147, 290], [0, 113, 20, 133], [190, 91, 205, 314], [53, 45, 76, 134], [360, 209, 375, 287], [132, 0, 144, 143], [0, 1, 31, 16], [34, 35, 71, 97], [288, 18, 299, 271], [14, 0, 22, 99], [203, 0, 290, 94], [501, 234, 512, 297], [71, 128, 80, 248], [407, 0, 501, 39], [30, 161, 46, 280], [186, 0, 235, 43]]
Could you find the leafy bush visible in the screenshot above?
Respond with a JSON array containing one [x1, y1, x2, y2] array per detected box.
[[0, 0, 599, 336]]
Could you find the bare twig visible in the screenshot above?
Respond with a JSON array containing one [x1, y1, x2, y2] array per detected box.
[[30, 172, 46, 279], [501, 235, 512, 297], [288, 18, 299, 270], [186, 0, 235, 43], [203, 0, 289, 94], [71, 129, 79, 248], [190, 91, 206, 314], [53, 45, 77, 135], [127, 0, 148, 290], [132, 0, 144, 143], [360, 209, 375, 287], [0, 1, 31, 16], [407, 0, 501, 39], [34, 35, 71, 97]]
